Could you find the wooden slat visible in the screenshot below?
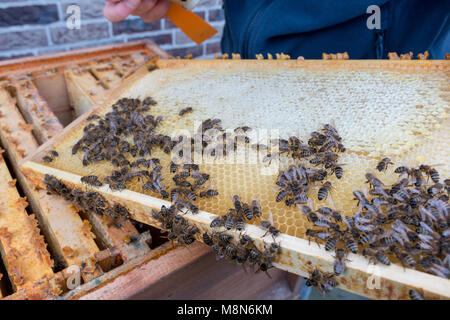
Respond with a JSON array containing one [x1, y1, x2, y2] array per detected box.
[[63, 242, 175, 300], [2, 247, 123, 300], [77, 243, 209, 300], [67, 68, 109, 101], [13, 79, 64, 143], [65, 69, 108, 117], [0, 152, 54, 290], [90, 66, 123, 90], [84, 211, 151, 263], [113, 53, 153, 78], [0, 88, 101, 280], [0, 40, 169, 76], [78, 242, 294, 300]]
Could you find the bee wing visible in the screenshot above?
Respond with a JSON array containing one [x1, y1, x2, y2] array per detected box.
[[325, 193, 337, 210], [306, 197, 315, 211], [268, 210, 274, 225]]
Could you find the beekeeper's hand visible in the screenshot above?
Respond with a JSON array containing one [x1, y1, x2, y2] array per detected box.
[[104, 0, 171, 23]]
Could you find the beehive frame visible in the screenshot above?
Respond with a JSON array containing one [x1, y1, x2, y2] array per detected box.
[[20, 58, 450, 299]]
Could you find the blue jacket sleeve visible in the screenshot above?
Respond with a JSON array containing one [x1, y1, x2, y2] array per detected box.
[[221, 0, 449, 59]]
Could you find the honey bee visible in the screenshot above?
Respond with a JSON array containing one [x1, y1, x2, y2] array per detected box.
[[169, 161, 178, 173], [199, 189, 219, 198], [110, 182, 126, 191], [362, 248, 391, 265], [210, 216, 225, 228], [247, 246, 262, 265], [256, 242, 279, 277], [235, 245, 249, 265], [179, 107, 193, 116], [419, 164, 440, 183], [184, 190, 197, 201], [260, 220, 280, 239], [325, 238, 336, 251], [344, 237, 358, 254], [222, 242, 237, 260], [411, 168, 425, 187], [305, 229, 330, 246], [305, 268, 338, 296], [318, 181, 332, 201], [427, 183, 444, 196], [276, 189, 290, 203], [390, 245, 415, 268], [332, 248, 350, 275], [330, 164, 344, 179], [352, 190, 367, 206], [211, 243, 225, 260], [251, 200, 261, 219], [376, 158, 394, 172], [232, 195, 242, 211], [225, 209, 236, 230], [365, 173, 384, 189], [409, 289, 424, 300], [192, 172, 210, 187], [81, 175, 103, 187], [235, 216, 245, 231], [238, 234, 253, 248]]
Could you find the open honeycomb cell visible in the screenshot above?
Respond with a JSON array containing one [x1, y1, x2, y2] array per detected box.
[[41, 60, 449, 242]]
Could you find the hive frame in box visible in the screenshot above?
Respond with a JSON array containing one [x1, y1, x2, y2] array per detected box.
[[20, 58, 450, 299], [0, 42, 294, 300], [0, 41, 168, 299]]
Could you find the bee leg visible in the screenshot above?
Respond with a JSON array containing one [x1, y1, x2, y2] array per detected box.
[[314, 239, 321, 248], [397, 258, 406, 272]]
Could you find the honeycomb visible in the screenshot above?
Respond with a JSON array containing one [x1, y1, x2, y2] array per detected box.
[[38, 60, 449, 244]]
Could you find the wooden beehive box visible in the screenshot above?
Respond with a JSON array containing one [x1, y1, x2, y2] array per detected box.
[[0, 41, 296, 300], [19, 57, 450, 300]]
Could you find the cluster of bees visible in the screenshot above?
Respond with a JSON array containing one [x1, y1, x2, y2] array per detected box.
[[65, 98, 220, 217], [209, 196, 261, 231], [203, 231, 280, 276], [185, 115, 260, 159], [42, 150, 59, 163], [44, 174, 130, 228], [168, 161, 220, 215], [270, 124, 345, 207], [66, 97, 175, 197], [201, 196, 281, 276], [304, 159, 449, 283], [151, 205, 199, 246]]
